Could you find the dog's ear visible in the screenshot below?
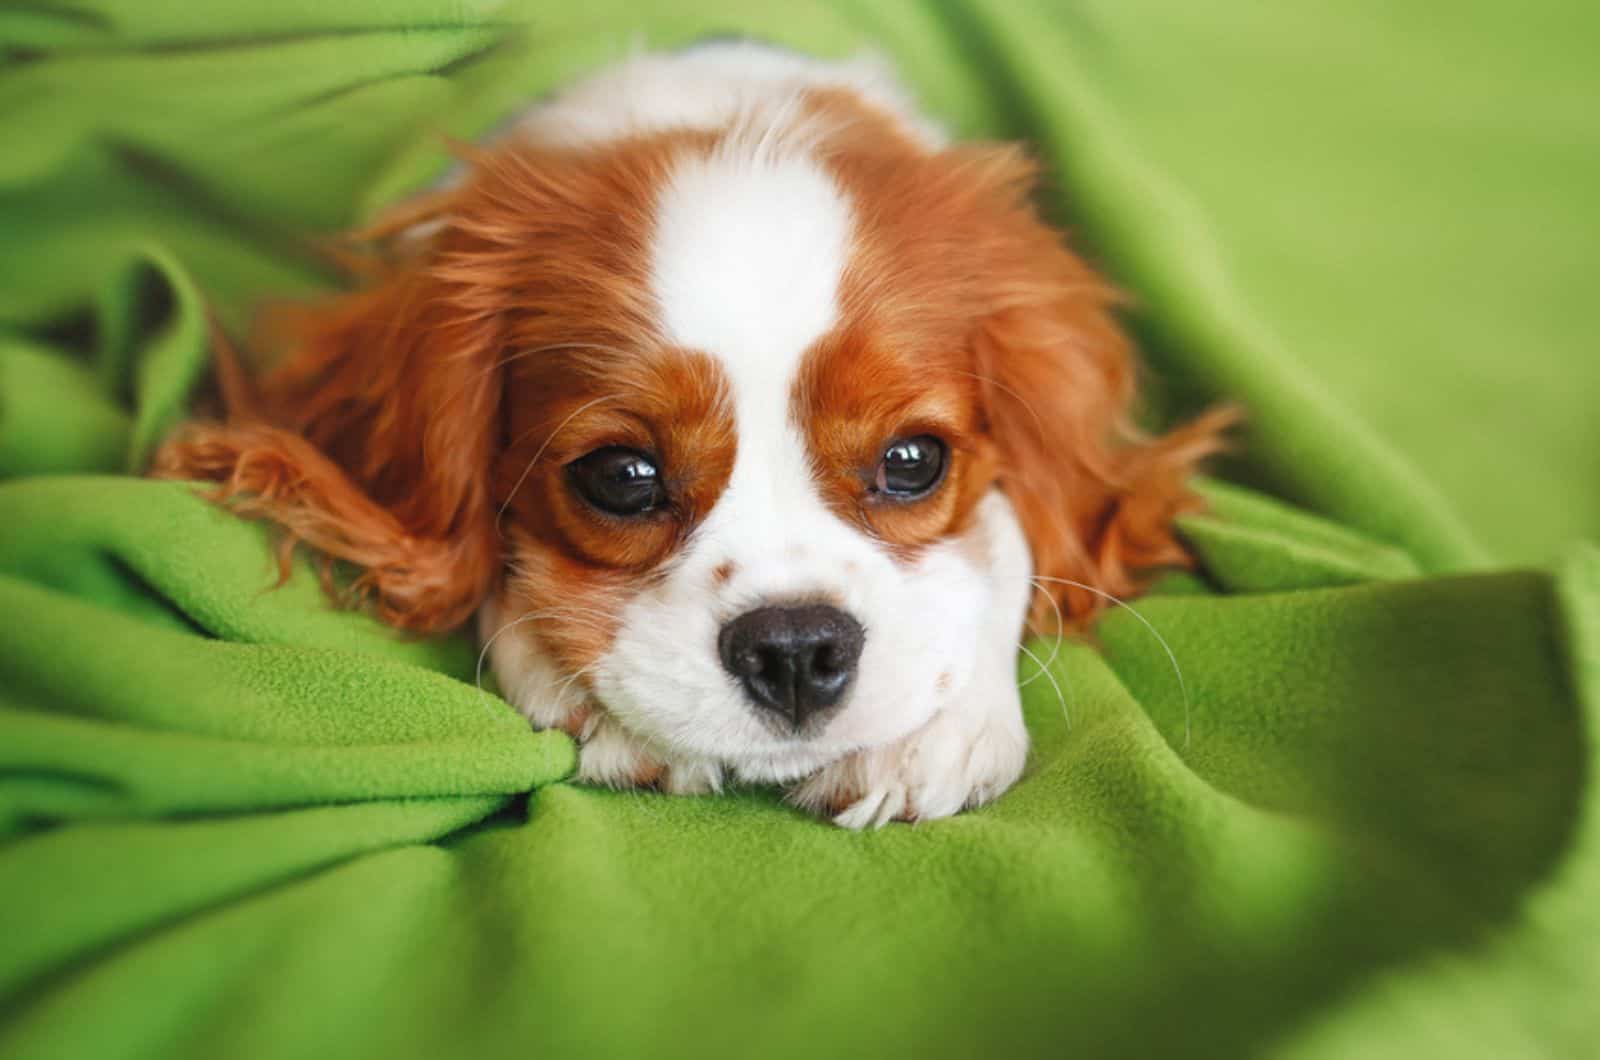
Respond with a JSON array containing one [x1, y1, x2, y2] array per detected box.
[[968, 150, 1234, 631], [154, 205, 506, 633]]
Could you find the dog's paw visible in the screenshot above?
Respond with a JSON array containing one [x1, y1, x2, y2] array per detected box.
[[788, 698, 1028, 829], [574, 712, 724, 795]]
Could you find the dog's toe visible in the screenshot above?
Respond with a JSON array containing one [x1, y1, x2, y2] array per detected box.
[[796, 701, 1027, 829]]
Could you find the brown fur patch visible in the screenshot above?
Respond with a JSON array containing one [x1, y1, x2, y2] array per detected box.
[[153, 76, 1232, 662], [791, 87, 1234, 627], [153, 130, 739, 651], [630, 757, 668, 789], [555, 702, 593, 740]]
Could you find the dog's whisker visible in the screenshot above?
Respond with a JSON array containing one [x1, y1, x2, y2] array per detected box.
[[1018, 576, 1067, 688], [1017, 641, 1070, 731], [474, 607, 615, 702], [496, 394, 616, 535], [474, 609, 543, 704], [950, 368, 1049, 442], [493, 341, 632, 374], [1027, 574, 1193, 750], [551, 661, 599, 716], [505, 605, 617, 632], [1022, 578, 1079, 729], [506, 604, 616, 629]]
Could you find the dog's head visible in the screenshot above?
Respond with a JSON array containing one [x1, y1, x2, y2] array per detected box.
[[159, 84, 1226, 783]]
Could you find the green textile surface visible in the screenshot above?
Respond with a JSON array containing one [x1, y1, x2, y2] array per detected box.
[[2, 2, 1596, 1057]]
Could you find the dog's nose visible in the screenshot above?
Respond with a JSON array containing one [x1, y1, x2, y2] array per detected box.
[[718, 604, 865, 726]]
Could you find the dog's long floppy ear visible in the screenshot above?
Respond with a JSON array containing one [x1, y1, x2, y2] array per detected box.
[[153, 197, 506, 633], [969, 150, 1235, 632]]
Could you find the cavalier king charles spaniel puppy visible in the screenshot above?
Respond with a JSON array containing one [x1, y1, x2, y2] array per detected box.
[[156, 41, 1230, 827]]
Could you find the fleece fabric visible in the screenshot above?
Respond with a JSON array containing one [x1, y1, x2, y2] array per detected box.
[[1, 2, 1596, 1057]]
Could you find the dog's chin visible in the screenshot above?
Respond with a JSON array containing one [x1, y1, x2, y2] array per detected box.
[[587, 689, 938, 788], [722, 745, 859, 785]]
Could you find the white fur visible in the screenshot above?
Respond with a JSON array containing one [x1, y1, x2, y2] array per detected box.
[[485, 43, 1033, 826], [651, 143, 849, 375], [512, 41, 947, 149], [789, 493, 1033, 826]]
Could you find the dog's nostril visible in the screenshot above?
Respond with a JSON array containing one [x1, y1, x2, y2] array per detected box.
[[717, 604, 865, 727], [813, 644, 845, 675]]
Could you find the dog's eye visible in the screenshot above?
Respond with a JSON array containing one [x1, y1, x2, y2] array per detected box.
[[873, 435, 947, 498], [567, 447, 666, 516]]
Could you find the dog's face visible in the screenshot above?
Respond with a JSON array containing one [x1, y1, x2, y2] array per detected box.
[[158, 72, 1224, 801], [467, 109, 1143, 784], [489, 137, 1014, 780]]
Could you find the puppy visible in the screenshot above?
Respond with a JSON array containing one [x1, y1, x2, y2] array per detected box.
[[156, 42, 1230, 827]]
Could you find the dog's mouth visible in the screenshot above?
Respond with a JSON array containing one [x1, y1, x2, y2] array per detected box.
[[579, 676, 874, 783], [743, 700, 849, 744]]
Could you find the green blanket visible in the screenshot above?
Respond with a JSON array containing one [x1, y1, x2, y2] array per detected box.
[[3, 2, 1596, 1057]]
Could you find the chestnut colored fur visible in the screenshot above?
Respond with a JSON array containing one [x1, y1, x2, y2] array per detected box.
[[154, 88, 1231, 645]]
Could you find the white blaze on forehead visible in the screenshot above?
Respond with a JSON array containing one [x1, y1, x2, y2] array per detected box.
[[591, 87, 1004, 778], [650, 148, 851, 362], [647, 143, 865, 597]]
